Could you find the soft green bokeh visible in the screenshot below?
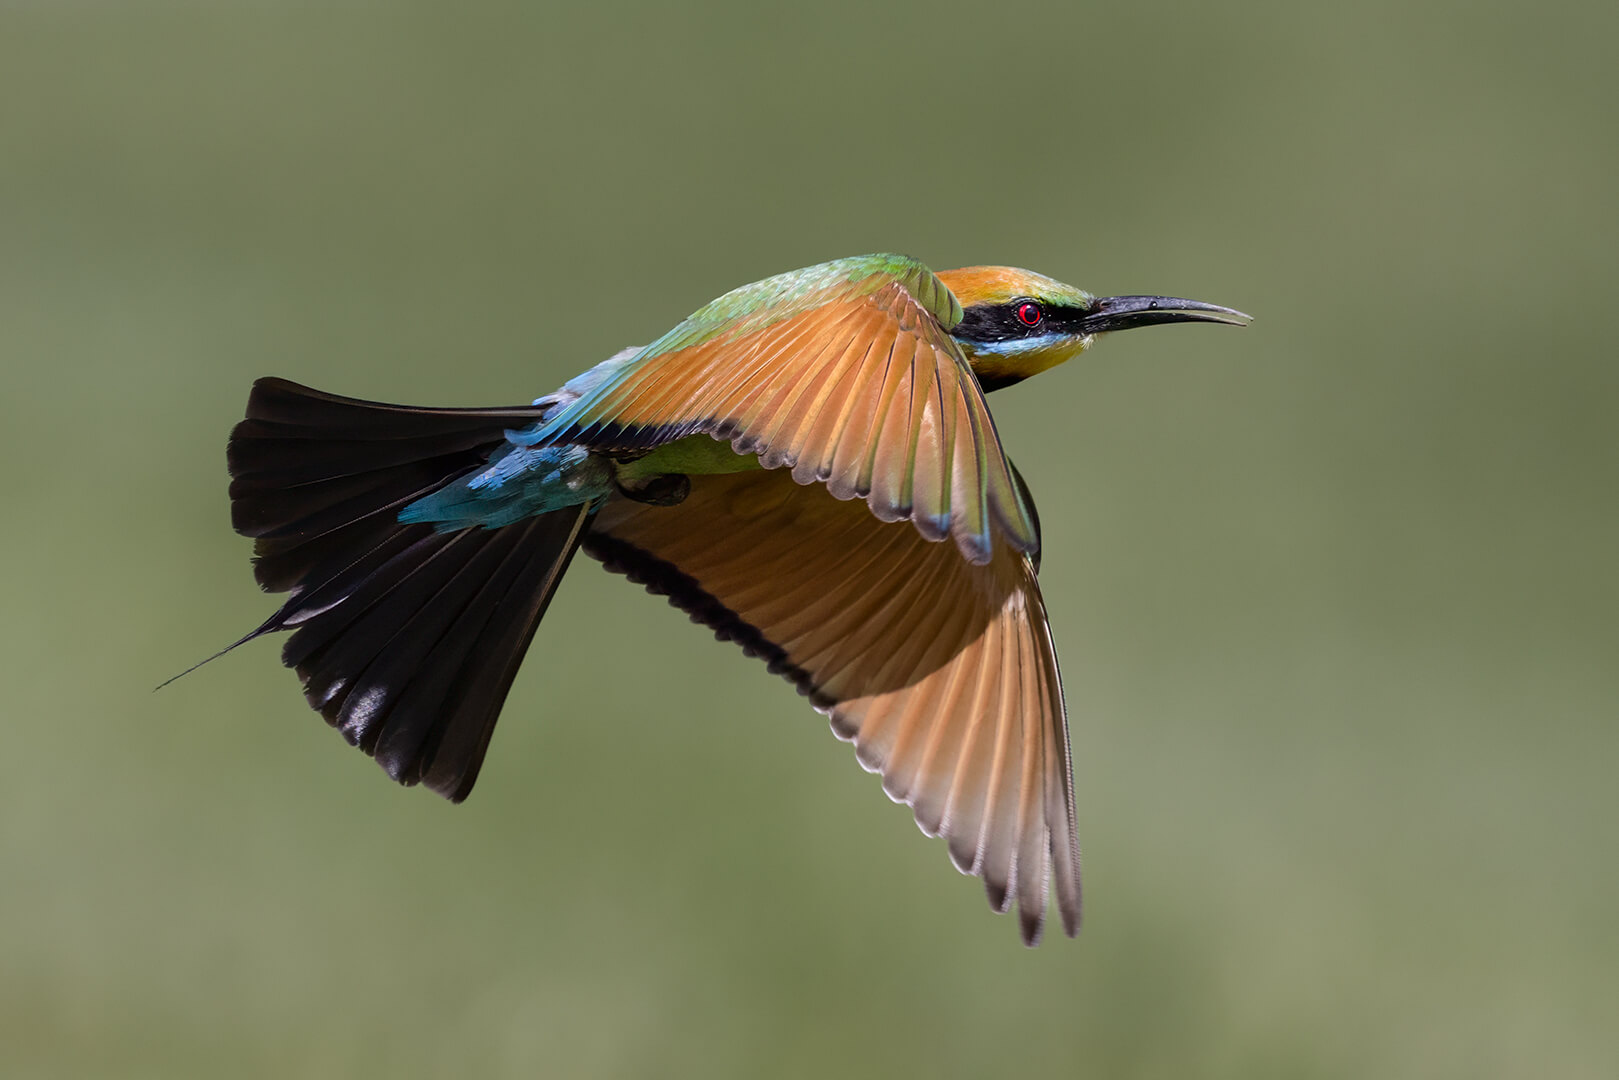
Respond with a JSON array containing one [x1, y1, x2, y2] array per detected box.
[[3, 3, 1614, 1077]]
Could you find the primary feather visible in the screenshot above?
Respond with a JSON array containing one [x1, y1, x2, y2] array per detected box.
[[587, 469, 1079, 942]]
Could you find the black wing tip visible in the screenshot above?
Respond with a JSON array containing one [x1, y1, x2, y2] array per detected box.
[[1013, 887, 1081, 946], [1019, 907, 1045, 947]]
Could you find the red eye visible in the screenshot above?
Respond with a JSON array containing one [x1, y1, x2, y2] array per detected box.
[[1016, 301, 1043, 327]]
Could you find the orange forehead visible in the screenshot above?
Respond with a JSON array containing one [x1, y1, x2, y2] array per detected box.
[[934, 266, 1035, 306], [935, 265, 1090, 309]]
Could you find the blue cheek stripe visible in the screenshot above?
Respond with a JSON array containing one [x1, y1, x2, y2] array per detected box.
[[964, 333, 1087, 357]]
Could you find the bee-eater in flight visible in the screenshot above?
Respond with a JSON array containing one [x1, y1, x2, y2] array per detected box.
[[221, 254, 1248, 944]]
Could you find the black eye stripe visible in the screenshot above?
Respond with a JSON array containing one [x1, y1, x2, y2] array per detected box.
[[953, 298, 1087, 344]]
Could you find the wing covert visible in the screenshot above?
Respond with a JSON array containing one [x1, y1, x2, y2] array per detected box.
[[527, 255, 1036, 564]]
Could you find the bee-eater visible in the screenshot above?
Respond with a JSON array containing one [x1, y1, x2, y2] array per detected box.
[[222, 254, 1248, 945]]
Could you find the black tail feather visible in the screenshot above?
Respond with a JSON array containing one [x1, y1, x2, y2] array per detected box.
[[216, 377, 584, 801], [235, 376, 545, 435], [287, 508, 588, 800], [373, 512, 586, 798]]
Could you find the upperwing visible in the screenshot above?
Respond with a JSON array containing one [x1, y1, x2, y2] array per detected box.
[[523, 255, 1037, 565]]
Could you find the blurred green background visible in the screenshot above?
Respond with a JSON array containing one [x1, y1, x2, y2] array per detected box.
[[3, 2, 1615, 1077]]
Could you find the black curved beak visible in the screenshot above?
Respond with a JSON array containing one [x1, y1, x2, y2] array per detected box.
[[1079, 295, 1252, 335]]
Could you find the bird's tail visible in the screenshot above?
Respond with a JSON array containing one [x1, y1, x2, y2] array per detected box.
[[220, 377, 587, 801]]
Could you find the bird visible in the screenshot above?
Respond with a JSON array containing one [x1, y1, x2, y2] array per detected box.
[[218, 254, 1249, 945]]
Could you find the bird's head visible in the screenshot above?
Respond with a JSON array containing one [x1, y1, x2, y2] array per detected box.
[[935, 266, 1251, 391]]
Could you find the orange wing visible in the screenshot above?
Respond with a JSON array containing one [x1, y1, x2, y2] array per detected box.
[[586, 469, 1081, 943], [529, 256, 1036, 565]]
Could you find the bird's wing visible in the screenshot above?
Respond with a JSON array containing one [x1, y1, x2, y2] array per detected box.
[[526, 254, 1036, 565], [585, 468, 1080, 944]]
